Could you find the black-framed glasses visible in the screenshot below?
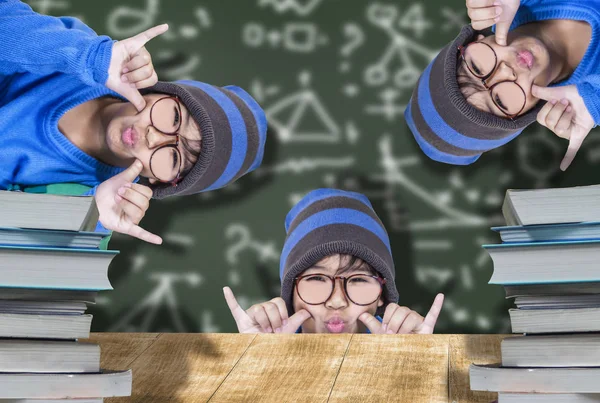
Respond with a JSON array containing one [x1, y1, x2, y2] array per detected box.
[[294, 273, 386, 306], [458, 41, 527, 120], [148, 96, 184, 186]]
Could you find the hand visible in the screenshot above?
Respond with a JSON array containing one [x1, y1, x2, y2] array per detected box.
[[532, 84, 595, 171], [223, 287, 312, 334], [106, 24, 168, 112], [359, 293, 444, 334], [95, 160, 162, 245], [466, 0, 520, 46]]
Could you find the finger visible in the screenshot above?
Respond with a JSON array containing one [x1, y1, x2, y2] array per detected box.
[[124, 223, 162, 245], [381, 303, 400, 332], [128, 183, 154, 200], [132, 72, 159, 90], [494, 19, 511, 47], [561, 131, 586, 171], [467, 6, 501, 22], [554, 106, 574, 139], [263, 302, 284, 332], [124, 24, 169, 53], [386, 306, 411, 334], [532, 85, 565, 102], [471, 18, 498, 31], [116, 184, 150, 212], [116, 197, 145, 224], [466, 0, 496, 8], [282, 309, 311, 333], [544, 99, 569, 130], [418, 293, 445, 334], [117, 84, 146, 112], [121, 65, 154, 84], [223, 287, 250, 324], [116, 159, 144, 184], [270, 297, 289, 327], [536, 99, 557, 127], [123, 52, 151, 74], [358, 312, 384, 334], [398, 312, 424, 334], [251, 305, 273, 333]]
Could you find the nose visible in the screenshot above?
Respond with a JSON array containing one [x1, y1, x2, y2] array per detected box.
[[488, 60, 517, 85], [325, 278, 349, 310], [146, 126, 176, 149]]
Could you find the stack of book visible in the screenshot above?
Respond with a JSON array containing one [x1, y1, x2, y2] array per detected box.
[[470, 185, 600, 403], [0, 191, 131, 401]]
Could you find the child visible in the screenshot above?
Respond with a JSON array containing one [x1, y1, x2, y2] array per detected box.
[[406, 0, 599, 171], [0, 0, 267, 244], [224, 189, 444, 334]]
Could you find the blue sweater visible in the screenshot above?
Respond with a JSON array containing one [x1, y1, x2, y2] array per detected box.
[[0, 0, 127, 195], [498, 0, 600, 124]]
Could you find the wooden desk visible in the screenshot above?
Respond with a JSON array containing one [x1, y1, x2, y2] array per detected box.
[[88, 333, 512, 403]]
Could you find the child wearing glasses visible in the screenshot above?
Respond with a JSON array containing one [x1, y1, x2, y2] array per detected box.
[[223, 189, 444, 334], [406, 0, 598, 171], [0, 0, 266, 244]]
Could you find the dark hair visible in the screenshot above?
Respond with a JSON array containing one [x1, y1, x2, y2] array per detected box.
[[179, 135, 201, 177], [335, 254, 379, 277], [456, 60, 489, 111]]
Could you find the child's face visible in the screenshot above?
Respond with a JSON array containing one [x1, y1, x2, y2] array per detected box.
[[292, 255, 384, 334], [457, 32, 553, 118], [105, 94, 201, 184]]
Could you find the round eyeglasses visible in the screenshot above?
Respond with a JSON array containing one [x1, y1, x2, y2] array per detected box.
[[148, 96, 184, 186], [458, 41, 527, 119], [294, 273, 386, 306]]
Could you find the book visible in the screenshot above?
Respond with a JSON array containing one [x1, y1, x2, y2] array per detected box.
[[505, 283, 600, 298], [0, 339, 99, 372], [0, 227, 109, 249], [509, 307, 600, 334], [492, 222, 600, 243], [0, 288, 96, 303], [470, 363, 600, 393], [0, 370, 131, 399], [0, 313, 92, 339], [515, 294, 600, 310], [483, 240, 600, 285], [0, 191, 99, 232], [498, 393, 600, 402], [0, 300, 88, 315], [502, 334, 600, 367], [0, 245, 117, 290], [502, 185, 600, 226]]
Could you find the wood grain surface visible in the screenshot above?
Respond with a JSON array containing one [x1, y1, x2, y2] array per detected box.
[[91, 333, 510, 403]]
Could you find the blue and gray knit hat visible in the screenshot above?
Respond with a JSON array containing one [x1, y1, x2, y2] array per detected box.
[[146, 80, 267, 199], [405, 24, 543, 165], [280, 188, 399, 314]]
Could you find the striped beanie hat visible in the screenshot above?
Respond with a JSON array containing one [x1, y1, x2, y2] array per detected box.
[[404, 24, 543, 165], [146, 80, 267, 199], [280, 188, 399, 314]]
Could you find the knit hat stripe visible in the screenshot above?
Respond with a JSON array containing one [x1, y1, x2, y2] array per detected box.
[[216, 86, 259, 182], [417, 60, 522, 150], [224, 86, 268, 171], [281, 225, 395, 281], [285, 188, 373, 232], [279, 208, 392, 277], [179, 81, 248, 191], [286, 196, 385, 236]]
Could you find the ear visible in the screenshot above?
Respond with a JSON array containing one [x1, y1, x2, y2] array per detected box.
[[377, 297, 384, 308], [148, 178, 158, 185], [476, 34, 485, 41]]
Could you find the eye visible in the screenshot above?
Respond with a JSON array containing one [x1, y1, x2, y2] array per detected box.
[[470, 62, 483, 76], [172, 148, 179, 170], [349, 276, 368, 283], [173, 106, 180, 127], [306, 275, 326, 282], [494, 94, 509, 112]]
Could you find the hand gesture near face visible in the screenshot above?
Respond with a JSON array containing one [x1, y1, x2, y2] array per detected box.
[[96, 160, 162, 245], [358, 293, 444, 334], [106, 24, 168, 112], [466, 0, 520, 46], [223, 287, 312, 334], [532, 84, 596, 171]]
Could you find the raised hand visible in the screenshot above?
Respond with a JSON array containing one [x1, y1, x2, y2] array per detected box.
[[106, 24, 168, 112], [466, 0, 520, 46], [359, 294, 444, 334], [95, 160, 162, 245], [223, 287, 312, 334], [532, 84, 596, 171]]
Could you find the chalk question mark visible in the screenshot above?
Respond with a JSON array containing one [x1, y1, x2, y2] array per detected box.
[[340, 23, 365, 57]]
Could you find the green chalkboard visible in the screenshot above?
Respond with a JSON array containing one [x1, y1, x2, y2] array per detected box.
[[24, 0, 600, 333]]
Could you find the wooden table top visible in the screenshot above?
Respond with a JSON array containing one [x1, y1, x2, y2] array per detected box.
[[87, 333, 513, 403]]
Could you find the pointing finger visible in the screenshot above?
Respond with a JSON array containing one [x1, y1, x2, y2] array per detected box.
[[532, 85, 564, 102], [117, 160, 144, 184], [124, 24, 169, 53], [560, 131, 586, 171], [223, 287, 249, 323], [418, 293, 445, 334], [126, 223, 163, 245], [118, 84, 146, 112], [358, 312, 384, 334], [282, 309, 311, 333]]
